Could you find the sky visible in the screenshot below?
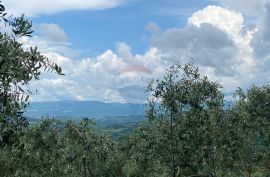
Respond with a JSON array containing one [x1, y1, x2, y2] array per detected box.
[[4, 0, 270, 103]]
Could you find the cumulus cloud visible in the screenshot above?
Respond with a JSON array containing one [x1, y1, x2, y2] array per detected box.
[[22, 4, 270, 102], [249, 3, 270, 84], [23, 34, 163, 102], [5, 0, 127, 16], [191, 4, 270, 89], [188, 6, 244, 42], [220, 0, 269, 16], [251, 3, 270, 60], [151, 23, 237, 76], [148, 5, 263, 95], [38, 23, 68, 43]]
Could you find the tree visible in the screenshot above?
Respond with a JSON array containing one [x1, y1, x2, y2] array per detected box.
[[0, 2, 63, 146], [123, 64, 270, 177], [0, 118, 121, 177], [224, 86, 270, 176], [63, 118, 119, 177], [124, 63, 225, 177]]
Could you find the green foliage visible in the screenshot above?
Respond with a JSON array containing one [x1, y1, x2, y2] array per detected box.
[[224, 86, 270, 176], [0, 2, 269, 176], [0, 2, 63, 146], [124, 63, 225, 177], [0, 62, 270, 177], [123, 64, 270, 177], [0, 118, 121, 177]]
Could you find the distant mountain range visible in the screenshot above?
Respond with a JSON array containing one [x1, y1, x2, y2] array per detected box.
[[25, 100, 147, 119], [24, 100, 233, 127]]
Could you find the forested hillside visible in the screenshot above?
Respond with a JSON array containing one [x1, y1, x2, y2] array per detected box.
[[0, 2, 270, 177], [25, 101, 146, 119], [1, 63, 270, 177]]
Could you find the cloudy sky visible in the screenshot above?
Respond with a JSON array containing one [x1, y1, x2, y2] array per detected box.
[[4, 0, 270, 102]]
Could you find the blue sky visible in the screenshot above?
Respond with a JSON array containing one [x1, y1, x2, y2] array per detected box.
[[4, 0, 270, 102], [30, 0, 217, 56]]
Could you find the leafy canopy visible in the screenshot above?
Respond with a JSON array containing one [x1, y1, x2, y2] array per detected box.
[[0, 2, 63, 146]]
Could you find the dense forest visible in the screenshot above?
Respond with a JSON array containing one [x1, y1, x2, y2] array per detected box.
[[0, 2, 269, 177]]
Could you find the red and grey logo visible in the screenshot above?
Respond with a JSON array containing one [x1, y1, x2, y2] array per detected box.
[[118, 64, 152, 103]]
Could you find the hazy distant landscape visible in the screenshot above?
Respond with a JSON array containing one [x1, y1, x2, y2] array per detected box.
[[1, 0, 270, 177], [25, 100, 145, 127], [25, 100, 146, 119], [24, 101, 146, 138]]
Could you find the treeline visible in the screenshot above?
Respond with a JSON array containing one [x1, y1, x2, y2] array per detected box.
[[0, 2, 269, 177], [1, 63, 270, 177]]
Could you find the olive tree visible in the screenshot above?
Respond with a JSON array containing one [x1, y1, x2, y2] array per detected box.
[[0, 2, 63, 146], [124, 63, 225, 177]]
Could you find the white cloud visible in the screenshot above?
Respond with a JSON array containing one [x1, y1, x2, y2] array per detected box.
[[148, 5, 264, 95], [5, 0, 127, 16], [251, 3, 270, 59], [250, 3, 270, 84], [38, 23, 68, 43], [188, 6, 244, 42], [187, 4, 270, 91], [24, 34, 161, 103], [24, 4, 270, 102], [219, 0, 269, 16], [150, 23, 238, 76]]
